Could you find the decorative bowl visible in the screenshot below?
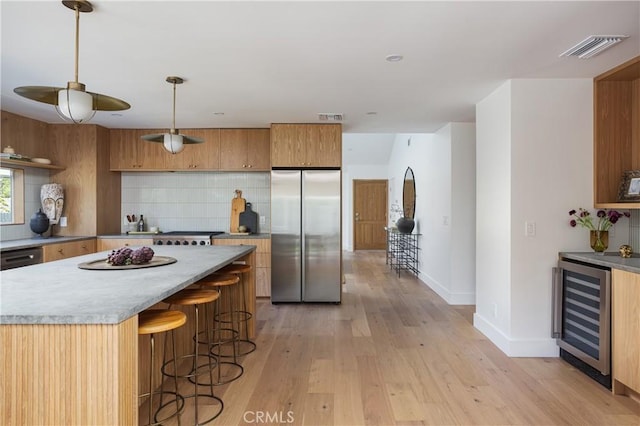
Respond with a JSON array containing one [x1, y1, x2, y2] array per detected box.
[[31, 157, 52, 164]]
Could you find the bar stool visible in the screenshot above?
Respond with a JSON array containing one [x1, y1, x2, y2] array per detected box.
[[197, 273, 244, 384], [216, 263, 256, 356], [162, 289, 223, 425], [138, 309, 186, 426]]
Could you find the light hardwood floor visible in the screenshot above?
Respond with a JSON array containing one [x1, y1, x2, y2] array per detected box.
[[148, 250, 640, 425]]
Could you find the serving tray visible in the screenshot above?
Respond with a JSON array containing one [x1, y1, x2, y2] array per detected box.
[[78, 256, 177, 270]]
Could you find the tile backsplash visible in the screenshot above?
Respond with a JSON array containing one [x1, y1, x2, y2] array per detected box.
[[121, 171, 271, 233]]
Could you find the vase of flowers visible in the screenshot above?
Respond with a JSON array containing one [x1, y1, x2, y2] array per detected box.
[[569, 208, 629, 254]]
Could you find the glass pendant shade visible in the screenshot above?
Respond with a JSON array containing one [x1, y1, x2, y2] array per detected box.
[[163, 133, 184, 154], [56, 89, 95, 123]]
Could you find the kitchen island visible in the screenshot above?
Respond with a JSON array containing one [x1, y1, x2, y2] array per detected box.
[[1, 244, 256, 425]]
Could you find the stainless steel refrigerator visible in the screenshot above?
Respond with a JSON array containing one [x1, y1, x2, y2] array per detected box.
[[271, 169, 341, 303]]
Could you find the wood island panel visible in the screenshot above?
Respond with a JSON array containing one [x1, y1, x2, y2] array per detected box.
[[612, 269, 640, 400], [1, 247, 256, 424], [0, 317, 138, 426]]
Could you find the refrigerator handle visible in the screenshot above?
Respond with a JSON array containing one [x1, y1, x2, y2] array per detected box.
[[551, 266, 562, 338]]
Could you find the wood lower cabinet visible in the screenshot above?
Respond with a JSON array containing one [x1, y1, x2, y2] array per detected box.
[[97, 238, 154, 251], [612, 269, 640, 399], [43, 239, 96, 262], [213, 238, 271, 297], [219, 129, 270, 171], [271, 123, 341, 167], [594, 56, 640, 208]]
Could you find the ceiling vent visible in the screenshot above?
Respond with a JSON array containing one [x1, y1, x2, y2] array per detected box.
[[318, 113, 343, 122], [560, 35, 629, 59]]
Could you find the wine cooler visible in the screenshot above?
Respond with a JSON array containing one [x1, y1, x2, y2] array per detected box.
[[552, 259, 611, 387]]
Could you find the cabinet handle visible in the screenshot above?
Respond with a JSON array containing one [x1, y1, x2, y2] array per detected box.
[[248, 164, 252, 168], [58, 249, 64, 254], [242, 164, 247, 168]]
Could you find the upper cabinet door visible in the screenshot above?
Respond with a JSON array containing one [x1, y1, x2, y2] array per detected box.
[[271, 124, 341, 167], [246, 129, 271, 170], [219, 129, 270, 171], [111, 128, 220, 171], [110, 128, 166, 170], [163, 128, 220, 171], [270, 124, 305, 167], [305, 124, 341, 167]]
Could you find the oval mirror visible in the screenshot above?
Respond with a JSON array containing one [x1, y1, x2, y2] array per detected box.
[[403, 167, 415, 219]]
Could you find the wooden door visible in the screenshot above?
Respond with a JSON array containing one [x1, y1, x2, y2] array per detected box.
[[353, 179, 388, 250]]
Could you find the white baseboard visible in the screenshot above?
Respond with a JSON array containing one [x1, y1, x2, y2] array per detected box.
[[419, 272, 476, 305], [473, 313, 559, 357]]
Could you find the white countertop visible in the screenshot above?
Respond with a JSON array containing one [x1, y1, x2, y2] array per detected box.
[[0, 245, 255, 325]]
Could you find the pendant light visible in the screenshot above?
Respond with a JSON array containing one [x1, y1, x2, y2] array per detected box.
[[13, 1, 130, 123], [141, 76, 204, 154]]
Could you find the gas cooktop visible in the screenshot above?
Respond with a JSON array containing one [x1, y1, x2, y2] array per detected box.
[[152, 231, 225, 246], [160, 231, 225, 236]]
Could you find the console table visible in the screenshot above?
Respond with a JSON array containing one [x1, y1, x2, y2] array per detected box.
[[385, 227, 420, 277]]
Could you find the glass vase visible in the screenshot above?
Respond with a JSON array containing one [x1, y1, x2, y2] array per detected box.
[[589, 230, 609, 254]]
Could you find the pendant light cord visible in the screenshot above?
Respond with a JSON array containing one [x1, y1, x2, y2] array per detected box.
[[74, 3, 80, 84], [171, 81, 177, 134]]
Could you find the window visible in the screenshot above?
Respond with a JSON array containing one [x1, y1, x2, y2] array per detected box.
[[0, 167, 25, 225]]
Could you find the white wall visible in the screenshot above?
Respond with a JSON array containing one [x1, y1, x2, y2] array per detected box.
[[474, 78, 630, 357], [387, 125, 476, 304]]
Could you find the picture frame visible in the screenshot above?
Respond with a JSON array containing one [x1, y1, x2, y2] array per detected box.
[[617, 170, 640, 202]]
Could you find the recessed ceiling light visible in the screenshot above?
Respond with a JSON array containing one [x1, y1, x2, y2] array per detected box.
[[213, 112, 225, 116], [385, 54, 403, 62]]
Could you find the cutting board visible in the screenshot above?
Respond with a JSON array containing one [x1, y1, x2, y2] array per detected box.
[[239, 202, 258, 234], [230, 189, 246, 233]]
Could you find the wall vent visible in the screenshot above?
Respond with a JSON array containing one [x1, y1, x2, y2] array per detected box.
[[317, 113, 343, 122], [560, 35, 628, 59]]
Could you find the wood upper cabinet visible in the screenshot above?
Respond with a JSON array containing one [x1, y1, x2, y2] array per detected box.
[[162, 129, 220, 171], [219, 129, 270, 171], [110, 129, 166, 170], [271, 124, 341, 167], [43, 239, 97, 262], [110, 128, 220, 171], [594, 55, 640, 208]]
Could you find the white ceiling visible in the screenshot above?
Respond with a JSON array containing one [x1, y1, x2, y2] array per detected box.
[[1, 1, 639, 134]]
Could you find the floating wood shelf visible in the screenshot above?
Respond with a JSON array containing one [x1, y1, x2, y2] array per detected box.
[[0, 159, 65, 170]]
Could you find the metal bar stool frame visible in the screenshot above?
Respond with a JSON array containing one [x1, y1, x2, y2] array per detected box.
[[197, 273, 244, 385], [138, 309, 186, 426], [215, 263, 256, 356], [162, 289, 223, 425]]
